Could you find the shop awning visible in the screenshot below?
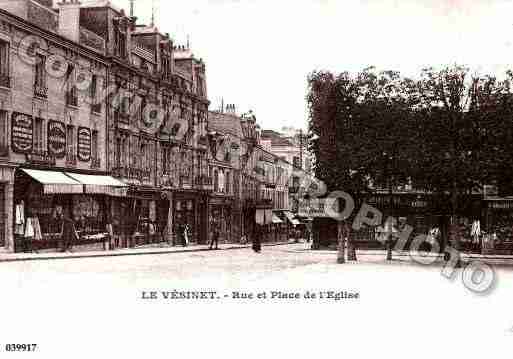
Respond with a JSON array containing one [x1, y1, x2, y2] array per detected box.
[[65, 173, 128, 197], [272, 213, 284, 224], [283, 211, 300, 226], [21, 169, 83, 194]]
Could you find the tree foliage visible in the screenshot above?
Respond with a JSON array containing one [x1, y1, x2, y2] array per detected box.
[[307, 65, 513, 216]]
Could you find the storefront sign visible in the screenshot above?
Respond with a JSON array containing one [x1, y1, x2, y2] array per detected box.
[[11, 112, 33, 153], [47, 120, 66, 158], [488, 201, 513, 210], [77, 127, 91, 162]]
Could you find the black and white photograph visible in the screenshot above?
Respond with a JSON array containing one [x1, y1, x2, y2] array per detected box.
[[0, 0, 511, 357]]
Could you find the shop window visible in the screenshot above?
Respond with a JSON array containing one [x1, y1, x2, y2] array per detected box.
[[33, 118, 44, 152], [66, 125, 74, 156]]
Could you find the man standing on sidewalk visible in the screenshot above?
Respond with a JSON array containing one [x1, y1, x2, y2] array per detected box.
[[210, 222, 220, 250], [60, 213, 79, 253]]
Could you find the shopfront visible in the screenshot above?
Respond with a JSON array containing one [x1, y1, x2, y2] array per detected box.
[[209, 196, 234, 243], [172, 191, 208, 245], [14, 168, 128, 252]]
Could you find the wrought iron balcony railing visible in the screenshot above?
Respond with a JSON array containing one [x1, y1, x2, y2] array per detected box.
[[112, 166, 151, 181], [26, 150, 56, 166], [194, 175, 213, 191]]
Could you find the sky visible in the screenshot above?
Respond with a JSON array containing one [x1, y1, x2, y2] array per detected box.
[[112, 0, 513, 131]]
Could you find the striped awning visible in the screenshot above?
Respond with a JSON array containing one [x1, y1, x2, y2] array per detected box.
[[64, 173, 128, 197], [21, 169, 83, 194], [283, 211, 300, 226], [272, 213, 284, 224]]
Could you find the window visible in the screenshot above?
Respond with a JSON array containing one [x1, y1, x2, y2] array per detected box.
[[66, 64, 78, 107], [116, 27, 127, 59], [66, 125, 74, 156], [162, 147, 170, 174], [115, 138, 121, 168], [0, 40, 9, 86], [90, 74, 97, 99], [214, 169, 219, 192], [0, 110, 7, 149], [34, 54, 46, 96], [140, 96, 147, 124], [91, 130, 98, 160], [228, 171, 232, 195], [34, 118, 44, 152]]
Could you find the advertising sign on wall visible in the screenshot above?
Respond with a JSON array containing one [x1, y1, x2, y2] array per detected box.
[[77, 127, 91, 162], [47, 120, 66, 158], [11, 112, 33, 153]]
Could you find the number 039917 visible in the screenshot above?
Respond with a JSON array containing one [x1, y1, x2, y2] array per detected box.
[[5, 344, 38, 352]]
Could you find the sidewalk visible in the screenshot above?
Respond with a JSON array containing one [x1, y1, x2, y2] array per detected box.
[[315, 248, 513, 263], [0, 241, 294, 263]]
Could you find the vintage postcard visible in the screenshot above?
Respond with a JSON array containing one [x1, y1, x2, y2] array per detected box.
[[0, 0, 510, 357]]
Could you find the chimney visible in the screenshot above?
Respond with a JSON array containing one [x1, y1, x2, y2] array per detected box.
[[58, 0, 81, 43]]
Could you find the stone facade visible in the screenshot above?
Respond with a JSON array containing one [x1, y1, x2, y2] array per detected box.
[[0, 2, 109, 251]]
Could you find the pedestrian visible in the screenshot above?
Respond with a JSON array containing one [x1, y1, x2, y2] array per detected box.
[[304, 227, 312, 250], [60, 213, 79, 253], [183, 223, 190, 247], [252, 225, 262, 253], [210, 223, 219, 250]]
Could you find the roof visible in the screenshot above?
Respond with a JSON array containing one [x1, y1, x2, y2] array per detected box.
[[208, 111, 244, 138], [174, 49, 194, 60], [260, 129, 294, 146], [78, 0, 124, 13], [133, 25, 160, 35]]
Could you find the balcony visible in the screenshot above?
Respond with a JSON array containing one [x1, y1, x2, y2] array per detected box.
[[90, 157, 101, 169], [112, 166, 151, 181], [34, 84, 48, 98], [0, 74, 10, 88], [26, 150, 56, 166], [128, 167, 151, 181], [65, 153, 77, 167], [194, 175, 213, 191]]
